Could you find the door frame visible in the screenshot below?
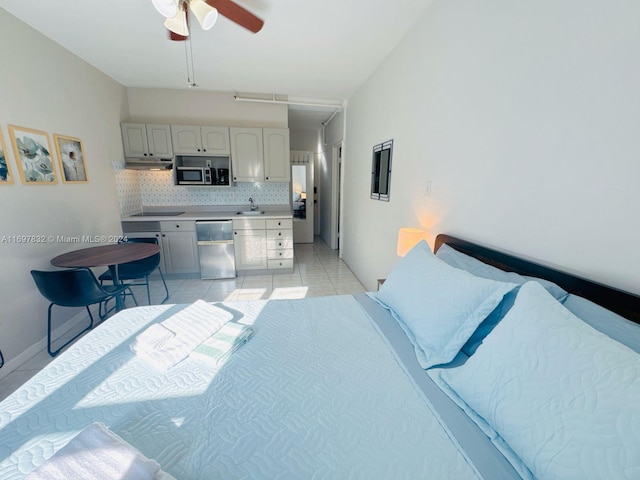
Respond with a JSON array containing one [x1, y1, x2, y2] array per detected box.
[[330, 140, 343, 252]]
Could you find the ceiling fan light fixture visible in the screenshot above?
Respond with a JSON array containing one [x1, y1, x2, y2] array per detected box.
[[164, 8, 189, 36], [190, 0, 219, 30], [151, 0, 178, 18]]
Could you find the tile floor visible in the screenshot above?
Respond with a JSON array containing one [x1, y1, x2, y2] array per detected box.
[[0, 237, 366, 402]]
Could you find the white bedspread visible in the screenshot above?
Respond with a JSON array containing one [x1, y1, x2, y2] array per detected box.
[[0, 296, 481, 479]]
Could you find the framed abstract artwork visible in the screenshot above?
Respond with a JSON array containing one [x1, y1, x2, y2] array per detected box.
[[0, 129, 13, 184], [53, 134, 88, 183], [8, 125, 57, 184]]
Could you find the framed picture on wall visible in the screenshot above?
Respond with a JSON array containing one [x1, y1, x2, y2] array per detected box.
[[53, 134, 88, 183], [8, 125, 57, 184], [0, 129, 14, 184]]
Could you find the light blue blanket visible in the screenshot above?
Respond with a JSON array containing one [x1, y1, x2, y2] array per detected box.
[[0, 296, 482, 479]]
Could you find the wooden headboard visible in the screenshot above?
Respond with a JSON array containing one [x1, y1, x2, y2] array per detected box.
[[434, 234, 640, 324]]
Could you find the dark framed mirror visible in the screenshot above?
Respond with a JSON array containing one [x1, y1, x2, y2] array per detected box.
[[371, 139, 393, 201]]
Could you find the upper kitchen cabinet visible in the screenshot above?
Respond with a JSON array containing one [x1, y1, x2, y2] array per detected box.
[[230, 127, 264, 182], [121, 123, 173, 159], [230, 127, 290, 182], [172, 125, 230, 155], [263, 128, 291, 182]]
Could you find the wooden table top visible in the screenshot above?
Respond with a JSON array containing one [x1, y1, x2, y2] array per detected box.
[[51, 243, 160, 268]]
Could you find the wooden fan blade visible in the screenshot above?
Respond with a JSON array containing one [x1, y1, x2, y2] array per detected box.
[[168, 29, 188, 41], [205, 0, 264, 33]]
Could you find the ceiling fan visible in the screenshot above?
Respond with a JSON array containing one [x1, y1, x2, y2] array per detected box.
[[151, 0, 264, 40]]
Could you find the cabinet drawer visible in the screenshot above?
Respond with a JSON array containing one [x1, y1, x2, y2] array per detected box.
[[266, 218, 292, 229], [160, 221, 196, 232], [268, 258, 294, 270], [266, 229, 293, 241], [267, 248, 293, 260], [267, 237, 293, 250], [233, 218, 266, 230]]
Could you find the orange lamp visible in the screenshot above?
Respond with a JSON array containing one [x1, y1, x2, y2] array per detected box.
[[397, 228, 426, 257]]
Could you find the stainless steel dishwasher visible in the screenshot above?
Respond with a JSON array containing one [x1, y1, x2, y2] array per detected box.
[[196, 220, 236, 279]]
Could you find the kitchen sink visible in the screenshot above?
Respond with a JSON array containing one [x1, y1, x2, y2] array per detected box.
[[237, 211, 265, 216]]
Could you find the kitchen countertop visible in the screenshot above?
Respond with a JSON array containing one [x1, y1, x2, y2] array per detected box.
[[121, 205, 293, 221]]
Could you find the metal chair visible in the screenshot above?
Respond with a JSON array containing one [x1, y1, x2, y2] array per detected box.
[[31, 268, 138, 357], [98, 237, 169, 305]]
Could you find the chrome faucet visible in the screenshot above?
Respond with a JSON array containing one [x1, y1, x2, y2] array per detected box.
[[249, 197, 256, 211]]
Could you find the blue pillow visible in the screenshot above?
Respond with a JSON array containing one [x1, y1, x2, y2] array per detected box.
[[437, 282, 640, 479], [436, 243, 568, 300], [374, 241, 517, 368], [436, 243, 568, 356]]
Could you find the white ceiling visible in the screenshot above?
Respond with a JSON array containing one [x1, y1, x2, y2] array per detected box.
[[0, 0, 432, 128]]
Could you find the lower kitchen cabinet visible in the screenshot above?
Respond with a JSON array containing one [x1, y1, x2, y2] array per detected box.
[[266, 218, 294, 270], [233, 218, 267, 271], [160, 222, 200, 275], [233, 217, 293, 273]]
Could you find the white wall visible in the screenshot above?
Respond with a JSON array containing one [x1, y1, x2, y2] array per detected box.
[[0, 10, 128, 371], [126, 88, 287, 127], [343, 0, 640, 294]]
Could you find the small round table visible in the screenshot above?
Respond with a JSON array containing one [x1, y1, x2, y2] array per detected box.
[[51, 243, 160, 311]]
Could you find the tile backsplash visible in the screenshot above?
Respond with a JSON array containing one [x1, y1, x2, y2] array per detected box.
[[113, 159, 143, 217], [117, 170, 290, 212]]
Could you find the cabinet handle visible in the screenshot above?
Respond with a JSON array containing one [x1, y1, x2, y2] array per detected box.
[[279, 252, 282, 256], [197, 148, 201, 152], [162, 234, 166, 237], [143, 153, 147, 156], [176, 225, 180, 228], [266, 177, 269, 180], [203, 149, 207, 152], [149, 153, 153, 156], [278, 242, 282, 247], [278, 232, 282, 236]]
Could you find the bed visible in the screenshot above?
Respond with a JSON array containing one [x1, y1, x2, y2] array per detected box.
[[1, 234, 639, 479]]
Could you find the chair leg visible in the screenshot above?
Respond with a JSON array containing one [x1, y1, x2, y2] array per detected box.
[[126, 287, 139, 307], [158, 268, 170, 304], [145, 275, 151, 305], [47, 303, 93, 357]]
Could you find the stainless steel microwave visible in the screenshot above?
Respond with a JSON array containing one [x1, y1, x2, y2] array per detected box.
[[176, 166, 219, 185]]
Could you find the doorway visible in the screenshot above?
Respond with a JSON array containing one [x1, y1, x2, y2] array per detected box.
[[291, 151, 314, 243]]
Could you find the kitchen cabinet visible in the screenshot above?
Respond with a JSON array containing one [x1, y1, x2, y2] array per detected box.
[[230, 127, 291, 183], [266, 218, 294, 270], [160, 221, 200, 275], [233, 218, 267, 271], [121, 123, 173, 158], [263, 128, 291, 182], [171, 125, 230, 155], [230, 127, 264, 182]]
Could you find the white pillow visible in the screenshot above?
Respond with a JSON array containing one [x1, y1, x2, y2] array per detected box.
[[439, 281, 640, 479]]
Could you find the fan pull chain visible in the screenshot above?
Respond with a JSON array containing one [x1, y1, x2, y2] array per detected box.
[[183, 33, 198, 88]]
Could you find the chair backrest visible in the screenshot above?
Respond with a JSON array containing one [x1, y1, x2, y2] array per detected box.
[[126, 237, 159, 245], [31, 268, 110, 307], [117, 237, 161, 275]]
